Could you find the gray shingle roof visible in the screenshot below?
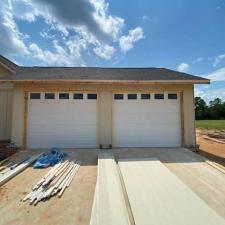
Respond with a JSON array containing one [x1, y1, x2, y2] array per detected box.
[[0, 55, 19, 73], [0, 66, 209, 83]]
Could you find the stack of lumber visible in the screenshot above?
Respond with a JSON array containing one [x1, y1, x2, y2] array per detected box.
[[118, 158, 225, 225], [90, 152, 131, 225], [23, 159, 81, 205], [0, 154, 42, 186]]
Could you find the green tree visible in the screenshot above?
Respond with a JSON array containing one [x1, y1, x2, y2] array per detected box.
[[195, 97, 208, 120], [195, 97, 225, 120], [208, 98, 225, 119]]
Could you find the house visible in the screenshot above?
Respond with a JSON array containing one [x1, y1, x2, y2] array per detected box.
[[0, 55, 209, 149]]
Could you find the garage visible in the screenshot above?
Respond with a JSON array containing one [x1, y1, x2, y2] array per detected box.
[[112, 92, 181, 147], [27, 92, 98, 148]]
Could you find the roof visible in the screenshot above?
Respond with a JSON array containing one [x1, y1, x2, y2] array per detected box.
[[0, 55, 209, 84], [0, 55, 19, 73]]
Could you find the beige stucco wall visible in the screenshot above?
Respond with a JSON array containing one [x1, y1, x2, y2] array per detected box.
[[10, 82, 196, 148], [11, 87, 24, 146], [0, 65, 13, 141]]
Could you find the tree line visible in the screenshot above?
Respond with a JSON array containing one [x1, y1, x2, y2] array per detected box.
[[195, 97, 225, 120]]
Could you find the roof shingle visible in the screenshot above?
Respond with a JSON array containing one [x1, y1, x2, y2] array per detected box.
[[0, 66, 209, 83]]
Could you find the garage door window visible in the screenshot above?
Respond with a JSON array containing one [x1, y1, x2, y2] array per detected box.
[[128, 94, 137, 100], [87, 94, 97, 99], [45, 93, 55, 99], [73, 93, 83, 99], [141, 94, 150, 100], [114, 94, 124, 100], [168, 93, 178, 99], [30, 93, 41, 99], [59, 93, 69, 99], [154, 93, 164, 100]]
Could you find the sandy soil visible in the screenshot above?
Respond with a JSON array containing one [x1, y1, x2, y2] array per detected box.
[[0, 149, 98, 225], [196, 129, 225, 165]]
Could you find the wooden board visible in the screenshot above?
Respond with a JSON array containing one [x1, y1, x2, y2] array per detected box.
[[90, 152, 131, 225], [119, 158, 225, 225], [0, 153, 42, 186]]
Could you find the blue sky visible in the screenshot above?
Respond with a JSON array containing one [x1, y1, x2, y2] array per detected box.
[[0, 0, 225, 102]]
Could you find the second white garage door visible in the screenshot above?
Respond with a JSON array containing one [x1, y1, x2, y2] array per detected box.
[[113, 93, 181, 147], [27, 92, 98, 148]]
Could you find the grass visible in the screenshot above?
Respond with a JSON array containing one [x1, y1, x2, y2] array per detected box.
[[196, 120, 225, 130]]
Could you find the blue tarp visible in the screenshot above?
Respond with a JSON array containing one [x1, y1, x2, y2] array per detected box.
[[33, 148, 67, 168]]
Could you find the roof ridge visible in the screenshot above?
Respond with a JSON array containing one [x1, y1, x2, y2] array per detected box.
[[21, 66, 161, 69]]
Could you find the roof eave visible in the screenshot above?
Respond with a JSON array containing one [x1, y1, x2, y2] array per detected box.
[[0, 79, 210, 84], [0, 62, 17, 74]]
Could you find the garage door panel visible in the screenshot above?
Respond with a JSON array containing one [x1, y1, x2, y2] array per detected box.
[[28, 125, 97, 136], [27, 92, 98, 148], [29, 104, 97, 114], [28, 139, 97, 148], [29, 115, 97, 124], [113, 93, 181, 147], [115, 116, 180, 125], [114, 121, 180, 128], [28, 135, 97, 143], [114, 102, 180, 115], [114, 138, 180, 148], [114, 127, 180, 139]]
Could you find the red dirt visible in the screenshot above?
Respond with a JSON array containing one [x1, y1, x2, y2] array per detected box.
[[196, 129, 225, 166]]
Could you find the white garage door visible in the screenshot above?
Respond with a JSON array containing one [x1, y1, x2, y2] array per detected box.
[[113, 93, 181, 147], [27, 92, 98, 148]]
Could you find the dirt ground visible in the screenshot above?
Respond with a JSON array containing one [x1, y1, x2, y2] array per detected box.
[[0, 149, 98, 225], [196, 129, 225, 166], [1, 147, 225, 225]]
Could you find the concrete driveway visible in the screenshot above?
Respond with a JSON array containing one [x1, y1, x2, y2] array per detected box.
[[0, 147, 225, 225], [113, 147, 225, 220]]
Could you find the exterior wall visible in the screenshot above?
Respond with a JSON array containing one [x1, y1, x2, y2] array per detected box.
[[0, 88, 13, 140], [11, 87, 24, 146], [11, 82, 196, 148], [98, 92, 112, 148], [183, 85, 196, 146], [0, 64, 13, 140]]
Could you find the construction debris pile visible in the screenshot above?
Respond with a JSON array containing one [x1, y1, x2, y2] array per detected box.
[[23, 159, 81, 205], [0, 154, 42, 186]]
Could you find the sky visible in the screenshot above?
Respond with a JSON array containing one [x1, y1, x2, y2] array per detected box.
[[0, 0, 225, 103]]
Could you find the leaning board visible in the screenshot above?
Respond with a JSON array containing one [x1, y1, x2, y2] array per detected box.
[[118, 158, 225, 225], [90, 152, 131, 225]]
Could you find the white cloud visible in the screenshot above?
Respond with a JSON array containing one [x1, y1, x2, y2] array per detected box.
[[119, 27, 144, 53], [205, 67, 225, 81], [13, 0, 124, 42], [93, 44, 115, 59], [29, 40, 86, 66], [0, 0, 29, 55], [195, 86, 225, 103], [0, 0, 145, 65], [213, 54, 225, 67], [11, 0, 38, 22], [177, 63, 190, 73], [193, 57, 203, 63], [141, 15, 150, 21]]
